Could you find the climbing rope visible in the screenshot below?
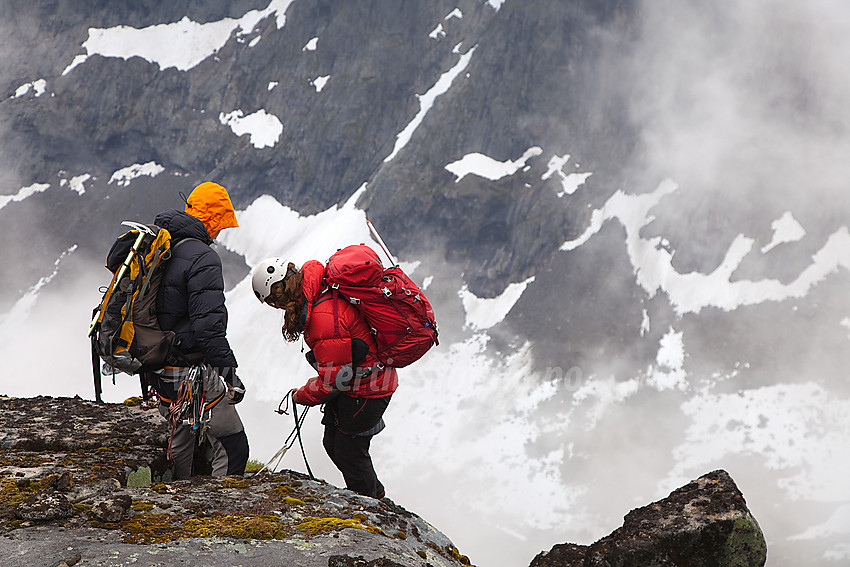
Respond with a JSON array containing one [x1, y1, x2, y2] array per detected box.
[[257, 390, 315, 478]]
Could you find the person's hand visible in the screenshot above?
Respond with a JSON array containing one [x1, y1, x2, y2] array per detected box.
[[290, 387, 300, 405], [221, 367, 245, 404]]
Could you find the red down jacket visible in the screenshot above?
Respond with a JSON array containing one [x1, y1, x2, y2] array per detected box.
[[294, 260, 398, 406]]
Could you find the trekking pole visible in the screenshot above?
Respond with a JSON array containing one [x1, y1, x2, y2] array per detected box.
[[366, 220, 398, 267]]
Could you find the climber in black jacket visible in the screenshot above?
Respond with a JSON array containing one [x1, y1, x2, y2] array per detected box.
[[144, 181, 249, 479]]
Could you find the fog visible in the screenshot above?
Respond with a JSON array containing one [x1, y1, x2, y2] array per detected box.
[[2, 1, 850, 566]]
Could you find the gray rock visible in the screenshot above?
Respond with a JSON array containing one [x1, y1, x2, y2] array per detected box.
[[0, 396, 471, 567], [14, 491, 73, 522], [90, 494, 132, 523], [530, 469, 767, 567]]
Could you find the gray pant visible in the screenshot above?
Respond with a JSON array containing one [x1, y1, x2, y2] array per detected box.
[[154, 366, 248, 479]]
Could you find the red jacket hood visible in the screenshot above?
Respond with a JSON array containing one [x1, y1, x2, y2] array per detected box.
[[300, 260, 327, 330]]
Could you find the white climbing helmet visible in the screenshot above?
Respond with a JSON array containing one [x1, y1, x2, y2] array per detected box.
[[252, 257, 291, 302]]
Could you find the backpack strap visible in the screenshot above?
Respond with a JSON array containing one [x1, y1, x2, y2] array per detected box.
[[311, 294, 341, 338], [332, 288, 340, 338]]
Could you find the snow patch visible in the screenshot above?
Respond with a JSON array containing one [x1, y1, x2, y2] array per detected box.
[[384, 47, 475, 163], [647, 328, 687, 391], [562, 180, 850, 315], [61, 0, 295, 74], [0, 245, 77, 334], [542, 154, 593, 197], [761, 211, 806, 253], [303, 37, 318, 51], [310, 76, 330, 92], [458, 276, 535, 330], [429, 24, 446, 39], [109, 161, 164, 187], [219, 109, 283, 149], [217, 185, 374, 268], [13, 79, 47, 98], [0, 183, 51, 211], [60, 173, 92, 195], [446, 147, 542, 183]]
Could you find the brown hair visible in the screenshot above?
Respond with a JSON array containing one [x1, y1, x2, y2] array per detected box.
[[266, 263, 304, 342]]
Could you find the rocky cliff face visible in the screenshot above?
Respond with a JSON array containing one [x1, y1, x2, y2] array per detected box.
[[531, 469, 767, 567], [0, 0, 635, 300], [0, 396, 470, 567], [0, 396, 766, 567]]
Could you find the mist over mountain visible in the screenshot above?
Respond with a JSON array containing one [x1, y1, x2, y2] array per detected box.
[[2, 1, 849, 565]]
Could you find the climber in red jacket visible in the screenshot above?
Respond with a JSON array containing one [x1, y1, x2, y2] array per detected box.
[[252, 257, 397, 499]]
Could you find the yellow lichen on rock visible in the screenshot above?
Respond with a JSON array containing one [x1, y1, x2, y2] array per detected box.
[[296, 516, 386, 537], [183, 514, 288, 539]]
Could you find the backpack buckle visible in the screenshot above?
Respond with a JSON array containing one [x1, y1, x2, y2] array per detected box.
[[349, 297, 361, 305], [381, 286, 392, 297]]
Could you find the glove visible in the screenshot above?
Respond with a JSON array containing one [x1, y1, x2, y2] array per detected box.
[[221, 367, 245, 404]]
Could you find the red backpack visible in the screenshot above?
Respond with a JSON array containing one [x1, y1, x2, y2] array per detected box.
[[324, 243, 439, 368]]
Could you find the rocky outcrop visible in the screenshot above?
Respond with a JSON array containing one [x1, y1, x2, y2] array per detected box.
[[0, 396, 471, 567], [530, 469, 767, 567], [0, 397, 768, 567]]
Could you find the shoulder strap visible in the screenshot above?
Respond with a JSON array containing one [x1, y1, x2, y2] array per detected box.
[[172, 236, 201, 250], [310, 293, 341, 338]]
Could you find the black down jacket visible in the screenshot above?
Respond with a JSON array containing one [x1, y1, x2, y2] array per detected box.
[[152, 209, 238, 368]]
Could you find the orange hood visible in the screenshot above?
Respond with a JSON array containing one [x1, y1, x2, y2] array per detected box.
[[185, 182, 239, 239]]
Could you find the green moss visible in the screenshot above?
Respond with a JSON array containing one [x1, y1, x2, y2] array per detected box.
[[0, 453, 50, 468], [120, 513, 178, 544], [127, 466, 152, 488], [90, 520, 120, 530], [280, 496, 305, 506], [0, 479, 37, 506], [271, 485, 295, 495], [394, 530, 407, 540], [183, 514, 288, 540], [222, 477, 250, 489], [446, 545, 472, 565], [296, 516, 386, 537], [118, 511, 289, 544], [719, 513, 768, 567], [131, 499, 155, 512], [123, 397, 144, 406], [0, 474, 68, 506], [244, 459, 265, 473], [151, 483, 170, 494], [416, 550, 427, 560]]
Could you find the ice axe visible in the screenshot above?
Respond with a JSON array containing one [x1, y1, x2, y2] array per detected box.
[[87, 222, 156, 402], [366, 220, 398, 267]]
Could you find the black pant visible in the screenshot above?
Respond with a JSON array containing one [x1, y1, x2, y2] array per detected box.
[[322, 395, 391, 498]]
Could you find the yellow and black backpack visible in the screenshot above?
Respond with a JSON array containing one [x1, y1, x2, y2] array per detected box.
[[88, 222, 189, 401]]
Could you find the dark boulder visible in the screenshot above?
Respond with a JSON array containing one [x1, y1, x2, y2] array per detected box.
[[531, 470, 767, 567]]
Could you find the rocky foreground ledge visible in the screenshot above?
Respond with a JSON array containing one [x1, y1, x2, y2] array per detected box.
[[0, 396, 767, 567], [0, 396, 470, 566]]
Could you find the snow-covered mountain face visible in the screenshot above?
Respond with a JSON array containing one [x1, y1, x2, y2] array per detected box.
[[2, 1, 849, 565]]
